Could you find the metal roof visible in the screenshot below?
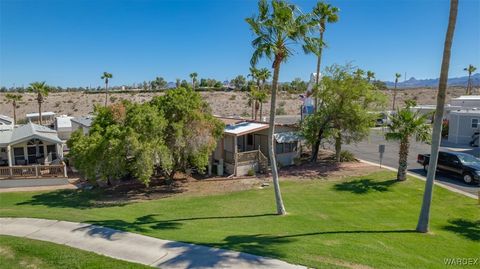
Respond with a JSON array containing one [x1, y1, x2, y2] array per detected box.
[[224, 122, 269, 136], [56, 115, 74, 129], [453, 95, 480, 100], [274, 132, 302, 143], [0, 128, 13, 145], [71, 116, 94, 127], [0, 122, 62, 146], [0, 115, 13, 125], [26, 112, 56, 118]]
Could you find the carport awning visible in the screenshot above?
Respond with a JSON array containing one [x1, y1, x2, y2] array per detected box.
[[274, 132, 301, 143]]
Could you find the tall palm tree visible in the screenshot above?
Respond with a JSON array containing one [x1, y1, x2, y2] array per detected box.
[[417, 0, 458, 233], [464, 64, 477, 95], [247, 0, 307, 215], [392, 73, 401, 110], [5, 93, 23, 125], [303, 1, 339, 111], [101, 72, 113, 107], [257, 68, 271, 120], [28, 81, 50, 125], [189, 72, 198, 89], [366, 71, 375, 82], [385, 100, 432, 181]]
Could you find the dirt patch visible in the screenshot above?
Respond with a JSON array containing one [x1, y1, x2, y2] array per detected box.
[[0, 245, 14, 259], [78, 151, 381, 203]]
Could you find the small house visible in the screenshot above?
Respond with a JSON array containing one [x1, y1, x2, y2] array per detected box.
[[0, 122, 64, 167], [71, 116, 94, 135], [448, 109, 480, 145], [54, 115, 74, 140], [212, 117, 301, 176], [26, 112, 56, 125]]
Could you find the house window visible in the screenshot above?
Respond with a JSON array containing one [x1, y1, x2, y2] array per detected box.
[[275, 142, 298, 154], [472, 119, 479, 128], [276, 143, 284, 154]]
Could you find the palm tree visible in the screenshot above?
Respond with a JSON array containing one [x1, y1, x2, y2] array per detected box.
[[258, 67, 272, 91], [464, 64, 477, 95], [256, 90, 269, 121], [354, 68, 365, 79], [101, 72, 113, 107], [392, 73, 401, 110], [366, 71, 375, 82], [189, 72, 198, 89], [257, 68, 271, 120], [385, 100, 432, 181], [28, 81, 50, 125], [248, 67, 260, 119], [246, 0, 308, 215], [303, 1, 339, 111], [417, 0, 458, 233], [5, 93, 23, 125]]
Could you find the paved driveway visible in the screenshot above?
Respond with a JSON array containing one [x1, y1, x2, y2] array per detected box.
[[341, 128, 480, 196]]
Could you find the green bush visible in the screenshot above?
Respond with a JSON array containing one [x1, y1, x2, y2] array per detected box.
[[247, 168, 255, 176], [339, 150, 356, 162], [276, 107, 286, 115], [442, 120, 449, 138]]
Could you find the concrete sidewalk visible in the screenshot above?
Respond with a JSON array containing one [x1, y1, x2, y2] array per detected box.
[[0, 218, 305, 269]]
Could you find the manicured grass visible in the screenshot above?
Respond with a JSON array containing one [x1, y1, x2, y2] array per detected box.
[[0, 171, 478, 269], [0, 235, 151, 269]]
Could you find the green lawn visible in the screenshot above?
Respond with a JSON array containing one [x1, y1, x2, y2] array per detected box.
[[0, 171, 478, 269], [0, 235, 151, 269]]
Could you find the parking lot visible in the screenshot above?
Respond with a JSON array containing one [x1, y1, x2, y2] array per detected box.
[[341, 128, 480, 196]]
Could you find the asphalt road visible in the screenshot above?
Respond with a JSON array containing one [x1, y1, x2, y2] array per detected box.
[[341, 128, 480, 196]]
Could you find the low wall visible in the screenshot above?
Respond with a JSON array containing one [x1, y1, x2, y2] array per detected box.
[[0, 178, 70, 188]]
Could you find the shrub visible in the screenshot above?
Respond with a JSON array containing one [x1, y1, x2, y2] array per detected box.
[[442, 120, 449, 138], [247, 168, 255, 176], [339, 150, 356, 162], [276, 107, 286, 115]]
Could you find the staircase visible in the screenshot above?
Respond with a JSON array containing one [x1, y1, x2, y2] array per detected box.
[[257, 150, 269, 174]]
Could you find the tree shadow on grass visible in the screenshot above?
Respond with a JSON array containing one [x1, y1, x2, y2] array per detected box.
[[442, 218, 480, 241], [16, 189, 127, 209], [333, 178, 398, 194], [81, 214, 183, 235]]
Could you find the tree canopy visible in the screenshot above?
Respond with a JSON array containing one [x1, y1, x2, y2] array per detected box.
[[301, 64, 386, 162], [68, 88, 223, 186]]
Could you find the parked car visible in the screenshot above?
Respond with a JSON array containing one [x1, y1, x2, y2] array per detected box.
[[417, 151, 480, 184]]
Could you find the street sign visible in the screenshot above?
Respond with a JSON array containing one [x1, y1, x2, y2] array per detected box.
[[379, 144, 385, 154]]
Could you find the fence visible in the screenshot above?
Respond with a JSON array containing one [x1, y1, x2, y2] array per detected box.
[[0, 164, 67, 179]]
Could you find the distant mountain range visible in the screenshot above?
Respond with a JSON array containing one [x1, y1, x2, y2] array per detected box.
[[384, 73, 480, 88]]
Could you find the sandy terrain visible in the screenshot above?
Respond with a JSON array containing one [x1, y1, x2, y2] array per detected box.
[[0, 86, 477, 120], [0, 91, 301, 120]]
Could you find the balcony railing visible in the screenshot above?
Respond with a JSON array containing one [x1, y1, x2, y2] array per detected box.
[[0, 164, 67, 179]]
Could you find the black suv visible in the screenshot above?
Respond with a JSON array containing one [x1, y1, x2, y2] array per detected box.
[[417, 151, 480, 184]]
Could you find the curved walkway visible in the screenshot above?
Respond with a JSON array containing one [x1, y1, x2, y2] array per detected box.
[[0, 218, 305, 269]]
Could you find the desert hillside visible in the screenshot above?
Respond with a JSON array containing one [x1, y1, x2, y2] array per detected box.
[[0, 86, 477, 121]]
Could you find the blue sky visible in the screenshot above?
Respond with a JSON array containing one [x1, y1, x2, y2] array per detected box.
[[1, 0, 479, 87]]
